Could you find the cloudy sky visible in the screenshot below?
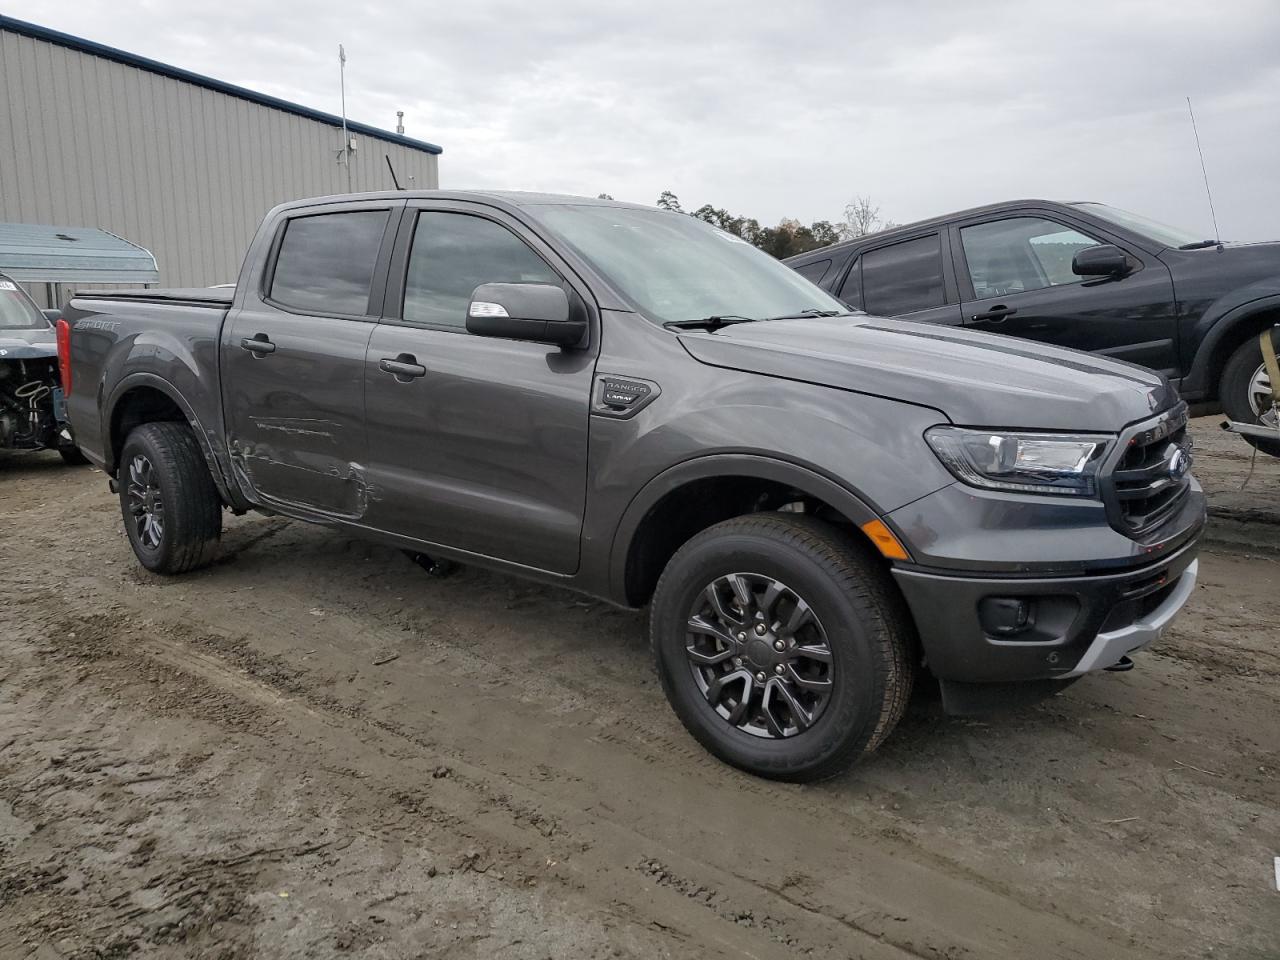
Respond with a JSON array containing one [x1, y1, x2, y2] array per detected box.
[[24, 0, 1280, 241]]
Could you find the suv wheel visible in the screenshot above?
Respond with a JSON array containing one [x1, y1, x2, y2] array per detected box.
[[650, 513, 915, 782], [119, 422, 222, 574], [1221, 335, 1280, 457]]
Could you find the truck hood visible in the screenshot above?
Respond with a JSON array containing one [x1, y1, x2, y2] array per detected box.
[[678, 315, 1177, 432], [0, 326, 57, 360]]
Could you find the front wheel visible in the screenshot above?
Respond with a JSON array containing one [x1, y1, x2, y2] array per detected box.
[[1220, 334, 1280, 457], [650, 513, 915, 782], [118, 422, 222, 574]]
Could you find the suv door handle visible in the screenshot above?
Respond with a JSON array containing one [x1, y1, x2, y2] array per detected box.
[[240, 334, 276, 355], [970, 305, 1017, 323], [379, 354, 427, 381]]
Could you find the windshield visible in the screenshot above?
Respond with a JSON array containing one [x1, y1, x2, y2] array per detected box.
[[1071, 203, 1205, 249], [0, 278, 50, 330], [535, 205, 848, 325]]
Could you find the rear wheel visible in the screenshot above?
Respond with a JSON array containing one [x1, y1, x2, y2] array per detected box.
[[650, 513, 915, 782], [118, 422, 222, 574], [1221, 335, 1280, 457]]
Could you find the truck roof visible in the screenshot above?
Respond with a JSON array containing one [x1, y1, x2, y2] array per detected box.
[[272, 190, 657, 216], [784, 199, 1096, 264]]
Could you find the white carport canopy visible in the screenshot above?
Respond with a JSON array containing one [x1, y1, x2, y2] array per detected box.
[[0, 222, 159, 284]]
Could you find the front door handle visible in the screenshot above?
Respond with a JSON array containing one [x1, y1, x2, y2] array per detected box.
[[379, 353, 427, 381], [971, 305, 1017, 323], [241, 334, 276, 355]]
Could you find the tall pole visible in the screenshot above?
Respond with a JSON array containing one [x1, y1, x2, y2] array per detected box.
[[339, 44, 352, 193]]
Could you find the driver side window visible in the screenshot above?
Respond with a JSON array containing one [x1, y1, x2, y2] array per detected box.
[[960, 217, 1100, 298], [403, 212, 561, 329]]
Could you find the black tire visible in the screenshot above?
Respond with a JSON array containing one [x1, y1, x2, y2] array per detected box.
[[650, 513, 916, 782], [58, 445, 89, 466], [1220, 335, 1280, 457], [118, 422, 222, 574]]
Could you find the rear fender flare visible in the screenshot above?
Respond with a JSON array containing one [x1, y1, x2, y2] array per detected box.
[[105, 372, 242, 508]]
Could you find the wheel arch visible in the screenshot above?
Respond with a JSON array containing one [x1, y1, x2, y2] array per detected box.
[[1182, 295, 1280, 401], [609, 454, 888, 608], [105, 373, 236, 507]]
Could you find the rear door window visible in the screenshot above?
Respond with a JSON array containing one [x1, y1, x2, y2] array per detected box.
[[269, 210, 389, 315], [860, 236, 945, 316]]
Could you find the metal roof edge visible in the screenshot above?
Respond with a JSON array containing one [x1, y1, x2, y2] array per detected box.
[[0, 14, 443, 156]]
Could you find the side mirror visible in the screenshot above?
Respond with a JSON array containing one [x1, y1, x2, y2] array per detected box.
[[466, 282, 586, 347], [42, 308, 62, 323], [1072, 244, 1130, 278]]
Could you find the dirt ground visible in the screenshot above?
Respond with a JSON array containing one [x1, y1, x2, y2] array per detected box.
[[1, 418, 1277, 960]]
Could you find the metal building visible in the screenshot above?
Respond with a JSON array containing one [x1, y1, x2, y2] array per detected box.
[[0, 15, 442, 306]]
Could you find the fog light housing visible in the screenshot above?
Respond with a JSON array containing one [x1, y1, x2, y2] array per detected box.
[[979, 597, 1035, 637]]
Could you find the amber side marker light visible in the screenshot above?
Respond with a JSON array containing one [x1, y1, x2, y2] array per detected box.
[[861, 519, 910, 561]]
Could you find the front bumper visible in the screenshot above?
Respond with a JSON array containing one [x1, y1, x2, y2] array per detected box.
[[891, 533, 1200, 685]]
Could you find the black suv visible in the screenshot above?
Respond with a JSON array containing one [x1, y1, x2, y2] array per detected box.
[[786, 200, 1280, 452]]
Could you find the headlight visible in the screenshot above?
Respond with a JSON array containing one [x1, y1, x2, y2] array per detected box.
[[924, 426, 1111, 497]]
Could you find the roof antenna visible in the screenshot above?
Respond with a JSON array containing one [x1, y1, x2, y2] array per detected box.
[[338, 44, 353, 193], [385, 154, 404, 191], [1185, 97, 1221, 242]]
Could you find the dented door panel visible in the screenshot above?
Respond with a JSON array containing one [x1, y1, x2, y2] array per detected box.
[[223, 308, 375, 516]]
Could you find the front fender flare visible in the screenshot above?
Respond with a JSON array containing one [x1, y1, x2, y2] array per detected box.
[[1181, 293, 1280, 398], [606, 453, 882, 603]]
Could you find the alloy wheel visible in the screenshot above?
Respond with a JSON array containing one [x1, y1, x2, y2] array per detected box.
[[1247, 362, 1278, 427], [685, 573, 834, 739], [126, 453, 165, 549]]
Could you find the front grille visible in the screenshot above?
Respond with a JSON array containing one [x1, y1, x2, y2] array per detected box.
[[1108, 406, 1192, 536]]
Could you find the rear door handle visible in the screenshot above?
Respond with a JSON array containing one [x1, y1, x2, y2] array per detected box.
[[379, 353, 427, 381], [970, 305, 1017, 323], [240, 334, 276, 355]]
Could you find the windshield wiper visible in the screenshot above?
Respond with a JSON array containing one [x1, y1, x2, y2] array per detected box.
[[762, 308, 846, 320], [1178, 239, 1220, 250], [664, 315, 758, 331]]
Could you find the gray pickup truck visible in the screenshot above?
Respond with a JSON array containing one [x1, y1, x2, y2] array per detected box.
[[61, 191, 1205, 780]]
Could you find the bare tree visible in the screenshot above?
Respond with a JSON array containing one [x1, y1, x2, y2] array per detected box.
[[838, 196, 898, 240]]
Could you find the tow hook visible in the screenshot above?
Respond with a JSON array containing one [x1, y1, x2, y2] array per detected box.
[[1105, 655, 1135, 672]]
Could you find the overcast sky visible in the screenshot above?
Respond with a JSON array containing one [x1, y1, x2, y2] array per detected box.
[[25, 0, 1280, 241]]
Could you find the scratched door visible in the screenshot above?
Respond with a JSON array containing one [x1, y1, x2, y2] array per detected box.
[[222, 208, 390, 517]]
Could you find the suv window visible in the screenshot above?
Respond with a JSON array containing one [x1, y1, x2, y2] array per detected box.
[[838, 256, 862, 309], [404, 212, 560, 328], [861, 236, 944, 315], [270, 210, 389, 315], [793, 259, 831, 284], [960, 217, 1100, 298]]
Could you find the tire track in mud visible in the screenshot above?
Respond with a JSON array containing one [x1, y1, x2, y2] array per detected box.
[[11, 586, 1154, 960]]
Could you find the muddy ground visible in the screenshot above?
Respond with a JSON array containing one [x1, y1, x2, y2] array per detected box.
[[1, 418, 1277, 960]]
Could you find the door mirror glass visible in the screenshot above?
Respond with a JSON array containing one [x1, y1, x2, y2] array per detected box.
[[1072, 243, 1130, 278], [466, 282, 586, 347]]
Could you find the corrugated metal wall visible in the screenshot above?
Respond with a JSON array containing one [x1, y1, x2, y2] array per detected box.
[[0, 28, 440, 306]]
